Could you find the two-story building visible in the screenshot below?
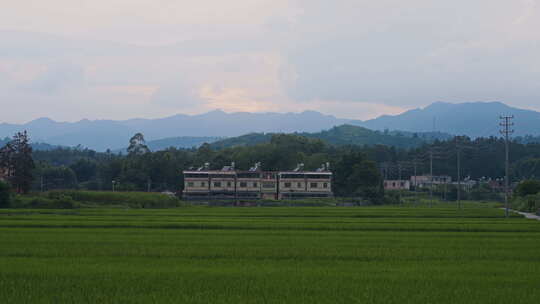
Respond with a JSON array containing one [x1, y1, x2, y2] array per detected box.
[[182, 162, 333, 201], [236, 163, 263, 199], [278, 163, 333, 199]]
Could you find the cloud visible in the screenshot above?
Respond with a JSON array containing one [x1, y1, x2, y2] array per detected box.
[[21, 63, 85, 94], [278, 0, 540, 108], [1, 0, 540, 123]]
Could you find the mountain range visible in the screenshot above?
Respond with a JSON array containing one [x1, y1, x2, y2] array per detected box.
[[1, 101, 538, 151], [360, 101, 538, 137]]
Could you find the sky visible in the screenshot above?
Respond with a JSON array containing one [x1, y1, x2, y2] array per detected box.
[[1, 0, 540, 123]]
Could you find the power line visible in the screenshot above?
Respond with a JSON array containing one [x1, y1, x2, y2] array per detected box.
[[500, 115, 514, 218]]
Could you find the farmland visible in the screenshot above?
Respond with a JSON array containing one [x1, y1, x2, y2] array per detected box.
[[1, 204, 539, 303]]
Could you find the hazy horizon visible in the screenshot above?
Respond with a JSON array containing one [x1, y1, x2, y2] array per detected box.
[[2, 1, 540, 123]]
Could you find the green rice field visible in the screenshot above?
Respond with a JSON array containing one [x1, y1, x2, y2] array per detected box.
[[1, 203, 539, 303]]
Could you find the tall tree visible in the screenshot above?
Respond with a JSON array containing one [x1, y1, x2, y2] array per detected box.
[[0, 131, 35, 194], [127, 133, 151, 156]]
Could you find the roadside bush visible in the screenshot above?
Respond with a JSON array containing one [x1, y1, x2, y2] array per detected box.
[[0, 180, 12, 208], [512, 194, 540, 213]]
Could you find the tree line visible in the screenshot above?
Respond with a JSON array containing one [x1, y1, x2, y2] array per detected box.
[[3, 131, 540, 203]]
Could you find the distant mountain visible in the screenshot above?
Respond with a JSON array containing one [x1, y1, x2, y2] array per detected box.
[[0, 111, 351, 151], [0, 136, 61, 151], [358, 102, 540, 137], [210, 125, 450, 149], [118, 110, 351, 138], [2, 102, 537, 151], [0, 119, 135, 152]]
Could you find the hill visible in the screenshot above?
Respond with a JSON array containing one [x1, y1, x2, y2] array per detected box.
[[210, 125, 451, 149], [114, 136, 222, 153]]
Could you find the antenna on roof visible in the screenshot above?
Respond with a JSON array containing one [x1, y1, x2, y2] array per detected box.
[[249, 162, 261, 172]]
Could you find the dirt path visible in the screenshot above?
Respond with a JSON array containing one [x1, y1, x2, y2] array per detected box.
[[509, 209, 540, 221]]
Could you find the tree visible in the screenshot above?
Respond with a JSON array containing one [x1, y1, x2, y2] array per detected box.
[[0, 180, 11, 208], [0, 131, 35, 194], [40, 166, 78, 190], [333, 151, 383, 201], [127, 133, 150, 156], [69, 158, 98, 182], [515, 180, 540, 197]]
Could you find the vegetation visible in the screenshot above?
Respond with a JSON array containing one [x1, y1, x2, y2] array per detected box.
[[127, 133, 151, 155], [210, 124, 450, 149], [11, 190, 182, 209], [0, 180, 11, 208], [28, 134, 386, 202], [4, 128, 540, 205], [0, 131, 35, 193], [512, 180, 540, 213], [0, 204, 538, 303]]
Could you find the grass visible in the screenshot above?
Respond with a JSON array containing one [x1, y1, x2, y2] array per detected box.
[[1, 203, 539, 303]]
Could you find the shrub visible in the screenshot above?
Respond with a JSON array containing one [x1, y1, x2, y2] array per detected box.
[[45, 190, 180, 208], [512, 193, 540, 213]]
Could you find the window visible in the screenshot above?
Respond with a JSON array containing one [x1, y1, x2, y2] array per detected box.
[[227, 181, 232, 187], [187, 182, 194, 187], [240, 182, 247, 188], [284, 182, 291, 188], [201, 182, 206, 187], [310, 183, 318, 188], [253, 182, 258, 187], [262, 182, 275, 188], [185, 173, 209, 178], [297, 182, 302, 188], [237, 173, 260, 178], [323, 183, 328, 188], [213, 182, 221, 187], [281, 174, 304, 179]]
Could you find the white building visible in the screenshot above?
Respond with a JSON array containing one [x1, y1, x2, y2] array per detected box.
[[410, 175, 452, 188], [384, 180, 410, 191]]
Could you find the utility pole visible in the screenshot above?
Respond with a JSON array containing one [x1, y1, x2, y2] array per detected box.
[[430, 149, 434, 207], [398, 163, 402, 205], [456, 137, 462, 210], [500, 116, 514, 218], [413, 157, 418, 205]]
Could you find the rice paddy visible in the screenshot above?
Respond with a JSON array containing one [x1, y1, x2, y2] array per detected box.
[[1, 203, 539, 303]]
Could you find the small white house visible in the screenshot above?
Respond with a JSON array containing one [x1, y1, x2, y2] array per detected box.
[[384, 180, 411, 191]]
